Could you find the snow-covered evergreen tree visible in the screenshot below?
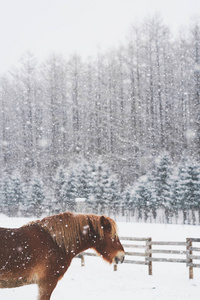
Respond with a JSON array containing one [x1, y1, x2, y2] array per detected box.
[[89, 160, 120, 214], [169, 166, 182, 223], [89, 162, 105, 214], [61, 171, 77, 212], [153, 153, 173, 222], [74, 159, 92, 199], [55, 158, 121, 214], [29, 177, 45, 217], [147, 175, 157, 220], [9, 172, 24, 217], [54, 167, 68, 211], [176, 158, 200, 224], [121, 187, 132, 217], [106, 175, 120, 217], [130, 176, 152, 221], [0, 174, 16, 216]]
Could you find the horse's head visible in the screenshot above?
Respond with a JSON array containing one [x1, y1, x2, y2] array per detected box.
[[92, 215, 125, 265]]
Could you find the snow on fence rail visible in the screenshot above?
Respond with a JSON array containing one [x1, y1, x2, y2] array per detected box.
[[77, 237, 200, 279]]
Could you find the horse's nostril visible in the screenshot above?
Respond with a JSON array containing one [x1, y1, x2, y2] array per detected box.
[[115, 257, 119, 264], [114, 253, 125, 264]]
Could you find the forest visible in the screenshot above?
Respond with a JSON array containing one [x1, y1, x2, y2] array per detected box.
[[0, 15, 200, 223]]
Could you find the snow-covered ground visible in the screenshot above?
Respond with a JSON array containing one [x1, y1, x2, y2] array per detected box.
[[0, 216, 200, 300]]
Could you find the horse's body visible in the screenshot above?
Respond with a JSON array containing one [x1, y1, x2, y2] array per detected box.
[[0, 212, 125, 300]]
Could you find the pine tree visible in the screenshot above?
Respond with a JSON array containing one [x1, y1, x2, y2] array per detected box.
[[19, 182, 30, 217], [170, 166, 182, 223], [92, 163, 104, 214], [74, 159, 92, 199], [29, 177, 45, 217], [54, 167, 68, 211], [153, 153, 173, 223], [132, 176, 152, 221], [107, 175, 120, 217], [1, 174, 15, 216], [121, 187, 132, 217], [88, 160, 121, 214], [148, 175, 157, 220], [9, 172, 24, 217], [62, 171, 77, 212], [188, 164, 200, 224], [177, 158, 200, 224]]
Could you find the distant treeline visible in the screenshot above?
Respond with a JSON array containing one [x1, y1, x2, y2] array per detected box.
[[0, 154, 200, 225], [0, 15, 200, 188]]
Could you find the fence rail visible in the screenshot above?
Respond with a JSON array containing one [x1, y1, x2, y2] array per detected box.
[[78, 236, 200, 279]]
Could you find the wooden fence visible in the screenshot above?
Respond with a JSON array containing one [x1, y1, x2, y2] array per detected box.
[[78, 237, 200, 279]]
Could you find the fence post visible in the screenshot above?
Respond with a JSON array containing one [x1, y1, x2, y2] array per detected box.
[[113, 263, 117, 271], [186, 238, 193, 279], [81, 254, 85, 267], [146, 238, 152, 275]]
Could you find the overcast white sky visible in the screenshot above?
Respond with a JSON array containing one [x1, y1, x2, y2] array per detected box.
[[0, 0, 200, 73]]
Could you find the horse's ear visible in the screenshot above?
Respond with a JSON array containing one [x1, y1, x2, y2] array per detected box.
[[100, 216, 111, 233]]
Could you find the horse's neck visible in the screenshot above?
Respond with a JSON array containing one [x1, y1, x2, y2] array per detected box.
[[69, 231, 95, 257]]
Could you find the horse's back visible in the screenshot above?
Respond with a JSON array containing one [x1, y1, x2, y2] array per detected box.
[[0, 225, 38, 269], [0, 223, 64, 289]]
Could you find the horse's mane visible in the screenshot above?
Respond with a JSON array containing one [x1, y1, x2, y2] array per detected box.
[[26, 212, 117, 252]]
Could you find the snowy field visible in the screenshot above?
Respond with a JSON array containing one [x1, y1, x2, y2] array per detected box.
[[0, 215, 200, 300]]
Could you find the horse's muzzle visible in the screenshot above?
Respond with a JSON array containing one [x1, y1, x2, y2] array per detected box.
[[113, 251, 125, 264]]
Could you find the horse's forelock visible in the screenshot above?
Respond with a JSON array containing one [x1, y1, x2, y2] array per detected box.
[[106, 216, 118, 238], [84, 214, 117, 239]]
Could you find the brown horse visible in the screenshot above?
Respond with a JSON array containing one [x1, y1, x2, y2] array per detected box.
[[0, 212, 125, 300]]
